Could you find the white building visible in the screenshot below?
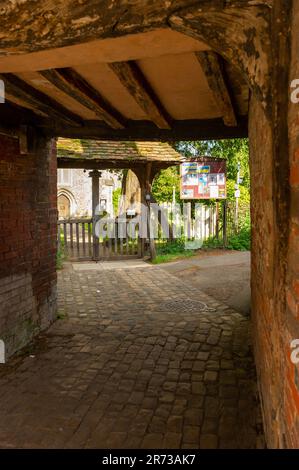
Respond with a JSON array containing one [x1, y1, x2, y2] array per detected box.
[[57, 168, 120, 219]]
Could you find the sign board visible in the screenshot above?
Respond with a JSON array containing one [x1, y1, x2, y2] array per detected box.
[[180, 158, 227, 200]]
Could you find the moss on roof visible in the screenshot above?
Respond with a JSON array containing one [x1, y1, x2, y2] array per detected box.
[[57, 138, 182, 163]]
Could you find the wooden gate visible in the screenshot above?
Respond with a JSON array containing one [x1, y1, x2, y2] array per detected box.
[[57, 205, 222, 262], [57, 218, 141, 261]]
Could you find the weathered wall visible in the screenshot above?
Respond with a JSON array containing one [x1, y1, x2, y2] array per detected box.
[[285, 0, 299, 448], [0, 133, 57, 358], [250, 1, 299, 448], [249, 96, 279, 446]]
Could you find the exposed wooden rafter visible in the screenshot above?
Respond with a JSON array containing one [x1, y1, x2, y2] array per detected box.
[[40, 68, 126, 129], [109, 61, 172, 130], [195, 51, 237, 127], [0, 73, 82, 126]]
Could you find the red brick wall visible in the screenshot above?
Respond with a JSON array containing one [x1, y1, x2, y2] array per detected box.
[[250, 1, 299, 448], [0, 133, 57, 358], [249, 97, 282, 447]]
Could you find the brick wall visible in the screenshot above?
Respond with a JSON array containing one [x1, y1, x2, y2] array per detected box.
[[249, 96, 280, 446], [0, 133, 57, 358], [250, 1, 299, 448]]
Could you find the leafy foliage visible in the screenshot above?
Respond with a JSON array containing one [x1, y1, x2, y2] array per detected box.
[[152, 166, 180, 203], [112, 187, 122, 214]]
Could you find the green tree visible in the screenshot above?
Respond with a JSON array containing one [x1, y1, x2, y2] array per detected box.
[[112, 187, 122, 214], [152, 166, 180, 203]]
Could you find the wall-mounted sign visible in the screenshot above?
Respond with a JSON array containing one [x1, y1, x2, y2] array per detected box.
[[180, 158, 227, 200]]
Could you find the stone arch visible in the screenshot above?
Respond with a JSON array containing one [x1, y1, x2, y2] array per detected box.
[[57, 188, 77, 218]]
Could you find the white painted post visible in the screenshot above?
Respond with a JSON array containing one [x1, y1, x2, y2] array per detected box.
[[0, 339, 5, 363]]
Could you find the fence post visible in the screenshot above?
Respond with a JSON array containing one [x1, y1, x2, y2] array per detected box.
[[89, 170, 101, 261], [184, 202, 192, 240], [216, 202, 219, 240], [223, 200, 228, 248], [57, 223, 61, 252]]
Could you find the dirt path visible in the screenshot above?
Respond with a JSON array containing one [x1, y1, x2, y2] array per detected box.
[[160, 251, 251, 316]]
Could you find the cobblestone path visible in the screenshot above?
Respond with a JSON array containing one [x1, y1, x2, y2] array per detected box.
[[0, 263, 264, 448]]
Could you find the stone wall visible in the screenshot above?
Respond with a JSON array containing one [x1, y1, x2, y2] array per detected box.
[[57, 168, 119, 217], [0, 133, 57, 359]]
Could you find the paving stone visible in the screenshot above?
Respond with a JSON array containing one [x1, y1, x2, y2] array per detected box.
[[0, 264, 263, 449], [200, 434, 218, 449], [204, 371, 218, 382], [141, 433, 164, 449], [191, 382, 206, 395], [163, 432, 182, 449], [167, 415, 183, 432], [202, 418, 218, 433], [184, 408, 204, 426], [183, 425, 200, 444]]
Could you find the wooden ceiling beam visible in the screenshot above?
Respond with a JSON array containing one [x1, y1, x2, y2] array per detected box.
[[109, 61, 172, 130], [44, 117, 247, 141], [0, 73, 82, 126], [40, 68, 126, 129], [57, 159, 177, 170], [195, 51, 237, 127]]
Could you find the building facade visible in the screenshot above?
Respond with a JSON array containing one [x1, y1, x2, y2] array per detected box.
[[57, 168, 120, 219]]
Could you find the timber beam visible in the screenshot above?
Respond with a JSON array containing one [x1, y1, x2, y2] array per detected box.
[[0, 73, 82, 126], [40, 68, 126, 129], [196, 52, 237, 127], [57, 159, 179, 170], [0, 1, 272, 56], [109, 61, 172, 130], [47, 117, 248, 141]]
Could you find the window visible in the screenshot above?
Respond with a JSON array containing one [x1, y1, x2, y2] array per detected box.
[[58, 169, 72, 186]]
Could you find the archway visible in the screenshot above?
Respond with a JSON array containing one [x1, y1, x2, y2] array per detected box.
[[57, 188, 77, 218], [58, 193, 70, 219]]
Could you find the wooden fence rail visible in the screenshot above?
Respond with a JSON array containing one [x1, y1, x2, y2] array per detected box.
[[57, 217, 141, 261], [57, 203, 231, 261]]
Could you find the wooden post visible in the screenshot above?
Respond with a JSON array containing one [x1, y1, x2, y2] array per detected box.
[[216, 202, 220, 240], [89, 170, 101, 261], [223, 199, 228, 248], [145, 162, 157, 261]]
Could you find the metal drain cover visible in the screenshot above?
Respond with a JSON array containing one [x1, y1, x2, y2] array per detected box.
[[159, 299, 215, 313]]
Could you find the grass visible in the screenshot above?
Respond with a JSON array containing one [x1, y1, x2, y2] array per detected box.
[[151, 221, 251, 264], [56, 310, 66, 320], [151, 238, 198, 264], [151, 250, 195, 264], [56, 236, 67, 270]]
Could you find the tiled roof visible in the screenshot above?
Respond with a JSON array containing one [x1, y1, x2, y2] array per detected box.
[[57, 138, 182, 163]]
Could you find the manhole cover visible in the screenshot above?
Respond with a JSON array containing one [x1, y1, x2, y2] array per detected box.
[[158, 299, 216, 313]]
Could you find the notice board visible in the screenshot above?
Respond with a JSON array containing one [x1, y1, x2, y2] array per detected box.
[[180, 158, 227, 200]]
